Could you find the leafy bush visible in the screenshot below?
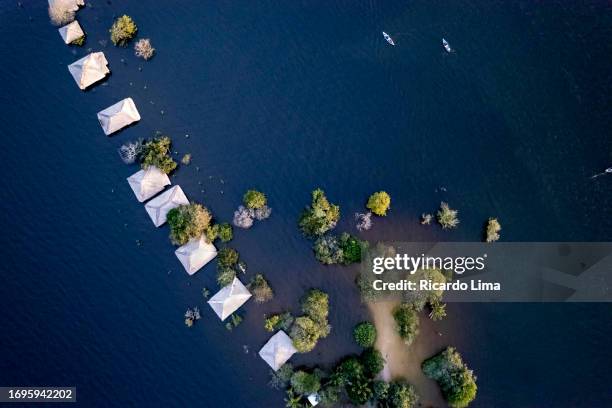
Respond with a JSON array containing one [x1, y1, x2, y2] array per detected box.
[[353, 322, 377, 348], [313, 235, 343, 265], [269, 363, 294, 389], [290, 316, 322, 353], [346, 375, 373, 405], [485, 217, 501, 242], [393, 304, 420, 346], [302, 289, 329, 323], [225, 313, 243, 331], [216, 266, 236, 287], [437, 202, 459, 229], [290, 371, 321, 395], [217, 247, 239, 268], [429, 300, 447, 321], [243, 189, 267, 209], [338, 233, 363, 264], [110, 15, 137, 46], [373, 380, 390, 401], [134, 38, 155, 60], [299, 189, 340, 237], [386, 380, 419, 408], [249, 274, 273, 303], [139, 136, 177, 174], [218, 223, 233, 242], [166, 203, 212, 246], [264, 312, 294, 332], [361, 348, 385, 377], [366, 191, 391, 216], [205, 223, 219, 242], [422, 347, 477, 408], [333, 357, 364, 386], [403, 268, 446, 312]]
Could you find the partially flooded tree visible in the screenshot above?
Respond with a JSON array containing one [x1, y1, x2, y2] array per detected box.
[[134, 38, 155, 60], [485, 218, 501, 242], [437, 202, 460, 229]]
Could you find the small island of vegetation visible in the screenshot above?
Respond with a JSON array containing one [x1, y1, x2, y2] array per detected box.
[[422, 347, 477, 408]]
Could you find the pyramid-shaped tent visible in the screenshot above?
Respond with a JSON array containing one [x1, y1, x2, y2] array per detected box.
[[144, 185, 188, 227], [67, 52, 109, 90], [258, 330, 297, 371], [58, 20, 84, 44], [208, 278, 252, 321], [175, 236, 217, 275], [97, 98, 141, 135], [127, 166, 171, 202]]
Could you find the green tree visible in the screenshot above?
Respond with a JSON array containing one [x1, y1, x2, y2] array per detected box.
[[373, 380, 390, 401], [216, 266, 235, 287], [387, 380, 419, 408], [437, 202, 459, 229], [264, 312, 294, 332], [346, 375, 373, 405], [366, 191, 391, 216], [290, 316, 322, 353], [353, 322, 377, 348], [361, 348, 385, 377], [269, 363, 294, 389], [284, 389, 302, 408], [338, 233, 364, 264], [429, 301, 447, 321], [333, 357, 364, 386], [139, 136, 177, 174], [299, 189, 340, 237], [218, 223, 233, 242], [217, 247, 239, 267], [109, 15, 137, 46], [302, 289, 329, 324], [290, 371, 321, 395], [249, 274, 274, 303], [205, 223, 220, 242], [313, 235, 344, 265], [243, 189, 267, 209], [393, 304, 420, 346], [166, 203, 212, 246], [422, 347, 477, 408]]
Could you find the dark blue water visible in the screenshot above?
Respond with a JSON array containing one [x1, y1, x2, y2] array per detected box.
[[1, 1, 611, 407]]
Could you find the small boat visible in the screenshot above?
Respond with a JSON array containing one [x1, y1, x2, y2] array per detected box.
[[442, 38, 452, 53], [382, 31, 395, 46]]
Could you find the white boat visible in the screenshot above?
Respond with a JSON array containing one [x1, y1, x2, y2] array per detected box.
[[442, 38, 452, 53], [382, 31, 395, 46]]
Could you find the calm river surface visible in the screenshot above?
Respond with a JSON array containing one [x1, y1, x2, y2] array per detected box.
[[1, 1, 611, 407]]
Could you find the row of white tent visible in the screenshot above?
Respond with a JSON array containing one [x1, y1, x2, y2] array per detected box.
[[59, 12, 299, 375]]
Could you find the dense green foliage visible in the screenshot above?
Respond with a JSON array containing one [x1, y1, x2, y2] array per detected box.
[[243, 189, 267, 209], [290, 371, 321, 395], [269, 363, 294, 389], [218, 223, 233, 242], [373, 380, 390, 401], [290, 290, 331, 353], [366, 191, 391, 216], [216, 266, 235, 287], [386, 380, 420, 408], [205, 223, 219, 242], [353, 322, 377, 348], [249, 274, 274, 303], [298, 189, 340, 237], [166, 203, 212, 246], [361, 348, 385, 377], [437, 201, 460, 229], [313, 233, 364, 265], [422, 347, 477, 408], [393, 304, 420, 346], [139, 136, 177, 174], [110, 15, 137, 46], [264, 312, 294, 332], [403, 268, 447, 314], [429, 300, 447, 321], [217, 247, 239, 268]]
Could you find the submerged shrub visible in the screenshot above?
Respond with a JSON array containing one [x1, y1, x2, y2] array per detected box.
[[290, 371, 321, 395], [134, 38, 155, 60], [393, 303, 420, 346], [485, 217, 501, 242], [216, 266, 236, 287], [205, 223, 220, 242], [110, 15, 137, 46], [269, 363, 294, 389], [249, 274, 273, 303], [355, 211, 373, 231], [422, 347, 477, 408], [290, 316, 323, 353], [386, 380, 420, 408], [233, 205, 255, 229], [313, 235, 344, 265], [253, 205, 272, 220], [437, 202, 459, 229], [217, 247, 239, 268], [366, 191, 391, 216], [48, 0, 75, 26], [166, 203, 212, 246], [243, 189, 267, 209], [353, 322, 377, 348], [139, 136, 177, 174], [299, 188, 340, 237], [218, 223, 233, 242], [118, 139, 143, 164], [264, 312, 294, 332]]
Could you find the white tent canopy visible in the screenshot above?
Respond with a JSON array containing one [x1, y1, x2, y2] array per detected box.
[[258, 330, 297, 371], [97, 98, 141, 135], [175, 236, 217, 275], [67, 52, 109, 90], [126, 166, 171, 202], [58, 20, 84, 44], [144, 185, 188, 227], [48, 0, 84, 12], [208, 278, 252, 321]]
